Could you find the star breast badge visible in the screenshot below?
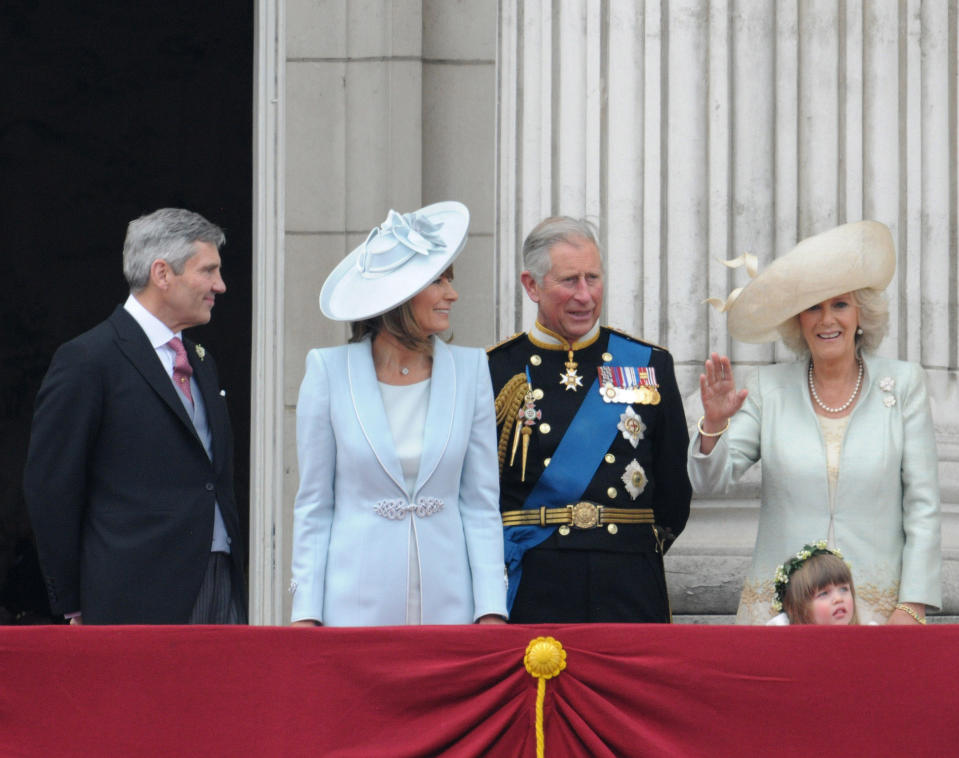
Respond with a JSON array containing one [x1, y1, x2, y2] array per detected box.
[[617, 406, 646, 448], [621, 459, 648, 500]]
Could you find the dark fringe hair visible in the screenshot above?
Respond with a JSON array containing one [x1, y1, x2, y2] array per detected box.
[[782, 552, 860, 625]]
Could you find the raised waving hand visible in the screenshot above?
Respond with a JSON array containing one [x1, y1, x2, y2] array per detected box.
[[697, 352, 748, 454]]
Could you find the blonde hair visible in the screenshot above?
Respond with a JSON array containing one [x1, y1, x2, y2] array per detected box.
[[778, 288, 890, 356], [782, 553, 860, 625]]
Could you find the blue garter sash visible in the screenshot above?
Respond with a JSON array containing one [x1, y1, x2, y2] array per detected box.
[[504, 332, 652, 610]]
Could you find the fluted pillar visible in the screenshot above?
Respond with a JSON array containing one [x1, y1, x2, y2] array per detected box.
[[496, 0, 959, 618]]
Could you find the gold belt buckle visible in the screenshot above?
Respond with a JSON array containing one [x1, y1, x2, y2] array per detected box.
[[568, 501, 601, 529]]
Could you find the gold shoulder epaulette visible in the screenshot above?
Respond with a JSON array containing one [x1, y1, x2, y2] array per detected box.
[[493, 373, 529, 474], [486, 332, 525, 354], [606, 325, 668, 352]]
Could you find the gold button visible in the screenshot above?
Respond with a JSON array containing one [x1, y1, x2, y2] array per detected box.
[[607, 523, 618, 535], [539, 423, 551, 434], [607, 487, 618, 499], [530, 355, 542, 366], [558, 525, 571, 536], [543, 457, 551, 467], [532, 388, 544, 400], [604, 453, 615, 464], [602, 352, 613, 362]]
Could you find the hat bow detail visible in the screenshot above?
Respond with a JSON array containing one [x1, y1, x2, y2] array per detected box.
[[704, 252, 759, 313], [358, 209, 447, 278]]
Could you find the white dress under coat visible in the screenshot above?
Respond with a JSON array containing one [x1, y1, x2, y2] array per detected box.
[[290, 337, 507, 626]]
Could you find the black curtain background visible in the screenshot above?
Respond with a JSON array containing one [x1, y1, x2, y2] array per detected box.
[[0, 1, 253, 622]]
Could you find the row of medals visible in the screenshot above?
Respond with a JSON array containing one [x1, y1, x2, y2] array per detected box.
[[601, 382, 661, 405], [560, 351, 661, 406]]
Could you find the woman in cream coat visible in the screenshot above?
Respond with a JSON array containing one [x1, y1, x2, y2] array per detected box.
[[688, 221, 940, 625], [290, 202, 507, 626]]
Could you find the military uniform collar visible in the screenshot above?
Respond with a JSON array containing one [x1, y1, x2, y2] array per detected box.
[[529, 320, 600, 351]]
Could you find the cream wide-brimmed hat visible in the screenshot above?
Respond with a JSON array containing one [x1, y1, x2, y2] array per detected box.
[[709, 220, 896, 343], [319, 201, 470, 322]]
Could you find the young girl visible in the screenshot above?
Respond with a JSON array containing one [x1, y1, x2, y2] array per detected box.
[[766, 541, 859, 625]]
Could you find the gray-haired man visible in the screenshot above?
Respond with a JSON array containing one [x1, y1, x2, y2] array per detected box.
[[25, 208, 246, 624], [488, 216, 691, 623]]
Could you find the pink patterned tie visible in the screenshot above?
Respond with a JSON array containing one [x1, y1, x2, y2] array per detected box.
[[168, 337, 194, 405]]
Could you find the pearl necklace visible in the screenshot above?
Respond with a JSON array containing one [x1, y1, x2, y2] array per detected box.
[[808, 358, 863, 413]]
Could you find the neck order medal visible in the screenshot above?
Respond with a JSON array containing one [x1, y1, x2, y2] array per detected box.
[[559, 349, 583, 391]]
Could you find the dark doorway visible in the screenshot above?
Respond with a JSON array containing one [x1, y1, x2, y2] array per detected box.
[[0, 2, 253, 622]]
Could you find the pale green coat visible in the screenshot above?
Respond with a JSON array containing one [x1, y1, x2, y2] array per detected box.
[[689, 354, 941, 624]]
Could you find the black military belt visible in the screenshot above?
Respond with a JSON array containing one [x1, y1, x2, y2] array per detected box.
[[501, 502, 654, 530]]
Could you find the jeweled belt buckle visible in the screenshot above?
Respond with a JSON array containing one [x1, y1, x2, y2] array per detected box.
[[567, 501, 602, 529]]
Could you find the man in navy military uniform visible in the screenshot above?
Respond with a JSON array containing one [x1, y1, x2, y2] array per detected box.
[[488, 216, 691, 623]]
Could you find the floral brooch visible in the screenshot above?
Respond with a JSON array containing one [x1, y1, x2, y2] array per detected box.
[[879, 376, 895, 407]]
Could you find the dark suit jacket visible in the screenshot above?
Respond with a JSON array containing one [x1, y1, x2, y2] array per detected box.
[[24, 305, 245, 624]]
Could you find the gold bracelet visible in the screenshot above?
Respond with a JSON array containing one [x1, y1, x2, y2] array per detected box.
[[894, 603, 927, 625], [697, 416, 730, 438]]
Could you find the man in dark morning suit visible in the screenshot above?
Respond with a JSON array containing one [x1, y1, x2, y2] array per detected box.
[[488, 216, 691, 623], [24, 208, 246, 624]]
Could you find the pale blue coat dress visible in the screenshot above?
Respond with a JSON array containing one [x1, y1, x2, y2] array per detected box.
[[688, 354, 941, 624], [290, 337, 507, 626]]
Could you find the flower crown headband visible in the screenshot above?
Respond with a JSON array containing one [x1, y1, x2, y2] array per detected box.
[[771, 540, 848, 612]]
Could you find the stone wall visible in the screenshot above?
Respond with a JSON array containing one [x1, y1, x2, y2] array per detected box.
[[254, 0, 959, 624], [495, 0, 959, 621], [254, 0, 500, 624]]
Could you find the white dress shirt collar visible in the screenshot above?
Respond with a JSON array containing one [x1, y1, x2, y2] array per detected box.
[[123, 293, 182, 347]]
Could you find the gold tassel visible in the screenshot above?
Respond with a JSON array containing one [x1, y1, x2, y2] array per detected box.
[[510, 419, 522, 466], [495, 374, 530, 473], [520, 427, 531, 482]]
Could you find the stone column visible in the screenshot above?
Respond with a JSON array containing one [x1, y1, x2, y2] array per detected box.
[[496, 0, 959, 619], [254, 0, 499, 625], [249, 0, 286, 625], [251, 0, 425, 624]]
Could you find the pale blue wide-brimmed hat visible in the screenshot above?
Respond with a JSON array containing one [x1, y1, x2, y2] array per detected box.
[[319, 200, 470, 321]]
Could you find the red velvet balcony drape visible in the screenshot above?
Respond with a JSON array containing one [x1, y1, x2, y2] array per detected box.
[[2, 624, 957, 757]]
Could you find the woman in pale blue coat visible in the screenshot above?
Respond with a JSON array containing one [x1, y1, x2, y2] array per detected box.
[[290, 202, 507, 626], [688, 221, 940, 625]]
